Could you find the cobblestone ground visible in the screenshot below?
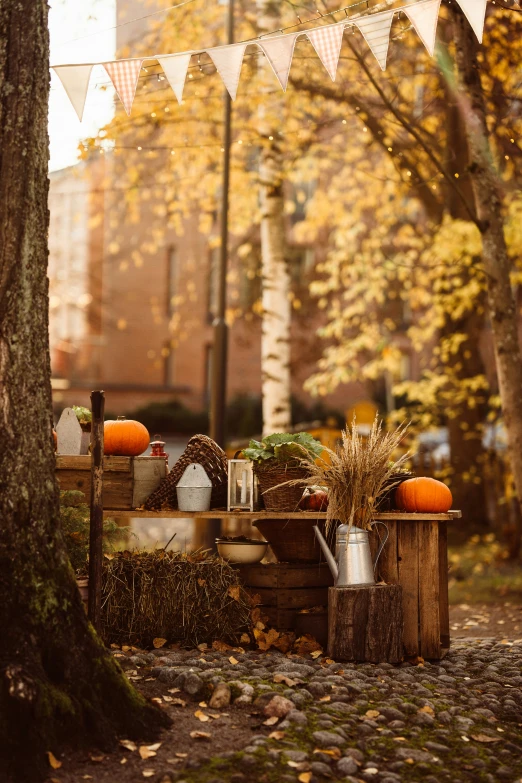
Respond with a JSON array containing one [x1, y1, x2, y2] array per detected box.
[[108, 637, 522, 783]]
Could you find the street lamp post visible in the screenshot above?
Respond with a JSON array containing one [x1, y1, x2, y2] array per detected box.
[[209, 0, 234, 449]]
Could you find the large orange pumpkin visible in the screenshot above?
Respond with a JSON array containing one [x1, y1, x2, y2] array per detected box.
[[104, 416, 150, 456], [395, 477, 452, 513]]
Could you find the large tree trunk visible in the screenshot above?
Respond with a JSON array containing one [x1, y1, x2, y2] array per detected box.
[[0, 3, 168, 780], [259, 137, 292, 435], [452, 9, 522, 556]]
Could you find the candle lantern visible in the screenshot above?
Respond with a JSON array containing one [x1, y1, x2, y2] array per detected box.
[[227, 459, 260, 512]]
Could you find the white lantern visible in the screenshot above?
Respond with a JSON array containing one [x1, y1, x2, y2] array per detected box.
[[227, 459, 259, 512]]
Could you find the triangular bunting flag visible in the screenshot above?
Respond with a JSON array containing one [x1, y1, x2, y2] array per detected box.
[[307, 22, 345, 81], [403, 0, 442, 56], [104, 59, 143, 115], [157, 53, 192, 104], [53, 64, 94, 122], [206, 43, 247, 100], [258, 33, 300, 91], [454, 0, 488, 43], [350, 9, 395, 71]]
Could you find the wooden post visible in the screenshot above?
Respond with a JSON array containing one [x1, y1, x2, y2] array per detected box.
[[88, 390, 105, 630], [328, 584, 403, 663]]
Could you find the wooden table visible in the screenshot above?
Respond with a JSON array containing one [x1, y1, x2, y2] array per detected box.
[[103, 509, 461, 660]]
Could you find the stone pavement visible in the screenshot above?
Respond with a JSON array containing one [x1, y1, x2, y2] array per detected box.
[[114, 637, 522, 783]]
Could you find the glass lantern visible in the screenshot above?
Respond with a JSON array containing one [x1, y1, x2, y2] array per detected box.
[[227, 459, 260, 511]]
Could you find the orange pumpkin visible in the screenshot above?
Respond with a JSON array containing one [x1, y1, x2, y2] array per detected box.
[[104, 416, 150, 456], [395, 477, 452, 513]]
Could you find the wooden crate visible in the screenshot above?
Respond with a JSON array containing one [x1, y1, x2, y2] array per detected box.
[[369, 517, 451, 660], [56, 456, 167, 510], [234, 563, 333, 639]]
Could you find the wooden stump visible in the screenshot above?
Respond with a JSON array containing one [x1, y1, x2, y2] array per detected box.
[[328, 584, 403, 663]]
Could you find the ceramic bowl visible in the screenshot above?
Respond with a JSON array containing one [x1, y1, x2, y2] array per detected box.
[[216, 540, 268, 564]]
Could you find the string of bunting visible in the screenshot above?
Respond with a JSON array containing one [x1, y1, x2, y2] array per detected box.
[[52, 0, 488, 121]]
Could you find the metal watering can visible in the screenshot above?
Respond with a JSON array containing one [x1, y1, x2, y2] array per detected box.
[[314, 522, 389, 586]]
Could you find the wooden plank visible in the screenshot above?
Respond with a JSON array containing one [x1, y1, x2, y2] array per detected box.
[[261, 607, 296, 628], [57, 471, 133, 510], [438, 520, 450, 650], [235, 563, 333, 589], [398, 520, 420, 657], [243, 586, 328, 609], [101, 509, 460, 521], [56, 455, 131, 472], [88, 390, 104, 631], [418, 522, 441, 659]]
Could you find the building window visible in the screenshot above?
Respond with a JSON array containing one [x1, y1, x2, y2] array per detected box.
[[166, 246, 177, 317]]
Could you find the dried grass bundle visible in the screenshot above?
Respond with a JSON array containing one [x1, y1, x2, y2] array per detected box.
[[303, 416, 410, 530], [101, 550, 251, 648]]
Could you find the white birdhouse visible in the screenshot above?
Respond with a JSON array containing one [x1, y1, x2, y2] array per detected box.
[[176, 463, 212, 512]]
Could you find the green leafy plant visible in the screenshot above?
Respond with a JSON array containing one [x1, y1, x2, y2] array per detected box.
[[243, 432, 324, 464], [72, 405, 92, 426], [60, 490, 125, 574]]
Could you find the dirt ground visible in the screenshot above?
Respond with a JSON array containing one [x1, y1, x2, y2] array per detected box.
[[449, 601, 522, 639]]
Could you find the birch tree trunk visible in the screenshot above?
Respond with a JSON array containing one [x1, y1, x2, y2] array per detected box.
[[0, 3, 168, 779], [452, 9, 522, 552], [260, 138, 292, 435], [257, 2, 292, 436]]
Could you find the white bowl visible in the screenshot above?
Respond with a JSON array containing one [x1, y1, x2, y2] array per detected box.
[[216, 540, 268, 564]]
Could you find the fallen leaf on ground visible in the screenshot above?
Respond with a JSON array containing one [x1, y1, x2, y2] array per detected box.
[[197, 642, 208, 652], [47, 752, 62, 770], [314, 748, 341, 759], [294, 633, 323, 657], [240, 633, 251, 644], [119, 739, 137, 752], [82, 777, 93, 780], [139, 747, 156, 760], [153, 637, 167, 649], [269, 731, 286, 740], [287, 761, 300, 768], [254, 627, 280, 651], [212, 640, 232, 652], [405, 758, 414, 764], [227, 585, 241, 601], [263, 716, 279, 726], [310, 650, 322, 659], [162, 695, 173, 703], [195, 710, 210, 722], [172, 698, 187, 707], [190, 731, 211, 740], [229, 656, 239, 665], [471, 734, 502, 743], [209, 713, 221, 719], [319, 695, 330, 702], [418, 706, 434, 715], [168, 688, 181, 694], [197, 578, 206, 587], [394, 737, 406, 742], [298, 774, 312, 783], [365, 710, 380, 719], [273, 673, 301, 687], [199, 701, 208, 708], [120, 758, 127, 765], [122, 645, 131, 652], [151, 697, 163, 705], [324, 658, 335, 665], [142, 770, 155, 778], [147, 743, 161, 752], [89, 755, 104, 762], [175, 753, 188, 758]]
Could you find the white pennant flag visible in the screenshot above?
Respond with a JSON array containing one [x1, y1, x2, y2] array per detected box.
[[403, 0, 442, 56], [454, 0, 488, 43], [207, 43, 247, 100], [307, 22, 345, 81], [158, 53, 192, 104], [350, 9, 395, 71], [104, 59, 143, 115], [53, 64, 94, 122], [258, 33, 299, 91]]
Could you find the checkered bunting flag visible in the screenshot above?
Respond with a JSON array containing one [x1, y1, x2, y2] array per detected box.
[[307, 22, 345, 81], [350, 9, 395, 71], [104, 59, 144, 115]]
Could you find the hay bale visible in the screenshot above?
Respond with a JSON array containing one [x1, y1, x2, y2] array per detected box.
[[101, 551, 251, 648]]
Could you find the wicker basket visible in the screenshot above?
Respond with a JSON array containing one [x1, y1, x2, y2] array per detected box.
[[255, 517, 330, 563], [254, 462, 309, 512], [143, 434, 228, 510]]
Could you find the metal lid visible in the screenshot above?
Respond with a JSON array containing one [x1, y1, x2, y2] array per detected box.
[[176, 463, 212, 488]]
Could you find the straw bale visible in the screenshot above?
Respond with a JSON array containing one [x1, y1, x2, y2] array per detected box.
[[101, 551, 251, 648]]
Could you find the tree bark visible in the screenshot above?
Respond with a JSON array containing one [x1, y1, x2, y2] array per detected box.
[[259, 138, 292, 435], [452, 9, 522, 548], [0, 3, 169, 780]]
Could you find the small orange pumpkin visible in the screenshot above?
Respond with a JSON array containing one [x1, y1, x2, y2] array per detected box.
[[395, 477, 452, 514], [104, 416, 150, 457]]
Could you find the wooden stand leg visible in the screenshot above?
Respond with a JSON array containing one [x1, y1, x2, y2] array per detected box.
[[327, 584, 403, 663]]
